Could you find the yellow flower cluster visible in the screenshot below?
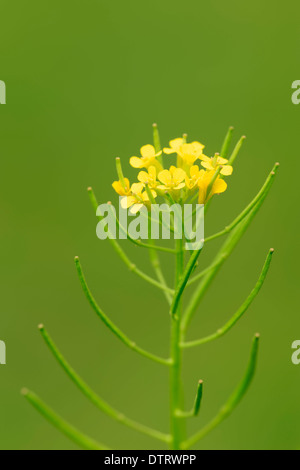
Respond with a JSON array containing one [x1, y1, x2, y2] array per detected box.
[[112, 135, 233, 212]]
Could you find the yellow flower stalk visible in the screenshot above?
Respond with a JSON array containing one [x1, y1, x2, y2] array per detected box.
[[24, 124, 278, 453]]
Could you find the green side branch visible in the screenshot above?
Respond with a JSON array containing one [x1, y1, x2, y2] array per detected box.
[[182, 334, 260, 449], [228, 135, 246, 165], [75, 256, 171, 366], [181, 162, 279, 335], [182, 248, 274, 348], [205, 163, 279, 244], [220, 126, 234, 159], [108, 200, 176, 254], [88, 187, 175, 292], [176, 380, 203, 418], [38, 325, 170, 443], [21, 388, 108, 450], [148, 239, 173, 305]]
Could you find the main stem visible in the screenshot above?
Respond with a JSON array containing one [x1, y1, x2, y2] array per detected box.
[[170, 237, 185, 449]]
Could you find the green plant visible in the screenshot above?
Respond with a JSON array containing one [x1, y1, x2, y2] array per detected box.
[[22, 125, 279, 450]]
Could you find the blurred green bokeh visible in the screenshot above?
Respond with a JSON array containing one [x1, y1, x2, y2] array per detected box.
[[0, 0, 298, 450]]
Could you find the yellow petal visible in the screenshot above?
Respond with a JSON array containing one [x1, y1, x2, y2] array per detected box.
[[137, 171, 150, 184], [112, 180, 124, 195], [130, 156, 144, 168], [217, 156, 228, 165], [190, 165, 200, 178], [173, 168, 186, 185], [199, 154, 210, 162], [130, 203, 144, 214], [198, 187, 206, 204], [131, 182, 144, 195], [163, 147, 175, 155], [174, 182, 186, 190], [140, 144, 155, 158], [169, 165, 177, 175], [191, 141, 205, 153], [201, 161, 214, 171], [123, 178, 130, 189], [121, 196, 136, 209], [148, 165, 156, 179], [212, 179, 227, 195], [170, 138, 184, 150], [220, 165, 233, 176], [158, 170, 172, 186], [156, 184, 167, 190]]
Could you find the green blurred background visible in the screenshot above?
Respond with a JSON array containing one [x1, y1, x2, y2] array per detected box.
[[0, 0, 298, 450]]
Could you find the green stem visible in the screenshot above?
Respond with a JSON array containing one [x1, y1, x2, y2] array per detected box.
[[22, 388, 108, 450], [182, 334, 260, 449], [38, 325, 170, 443], [170, 244, 204, 316], [148, 240, 173, 305], [182, 249, 274, 348], [169, 237, 185, 449], [75, 257, 171, 366]]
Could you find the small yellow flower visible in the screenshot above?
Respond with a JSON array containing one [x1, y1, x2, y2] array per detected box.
[[112, 178, 131, 196], [197, 170, 227, 204], [120, 182, 157, 214], [130, 145, 162, 170], [200, 153, 233, 176], [185, 165, 202, 190], [157, 166, 186, 191], [163, 138, 185, 156], [163, 138, 205, 167], [137, 166, 158, 189]]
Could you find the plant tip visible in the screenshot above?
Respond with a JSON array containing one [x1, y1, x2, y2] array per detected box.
[[275, 162, 280, 166], [242, 135, 246, 139], [21, 388, 28, 396], [255, 333, 260, 338], [87, 186, 92, 192], [152, 122, 157, 127], [198, 379, 203, 384], [270, 248, 275, 253], [38, 323, 44, 330], [74, 255, 79, 261]]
